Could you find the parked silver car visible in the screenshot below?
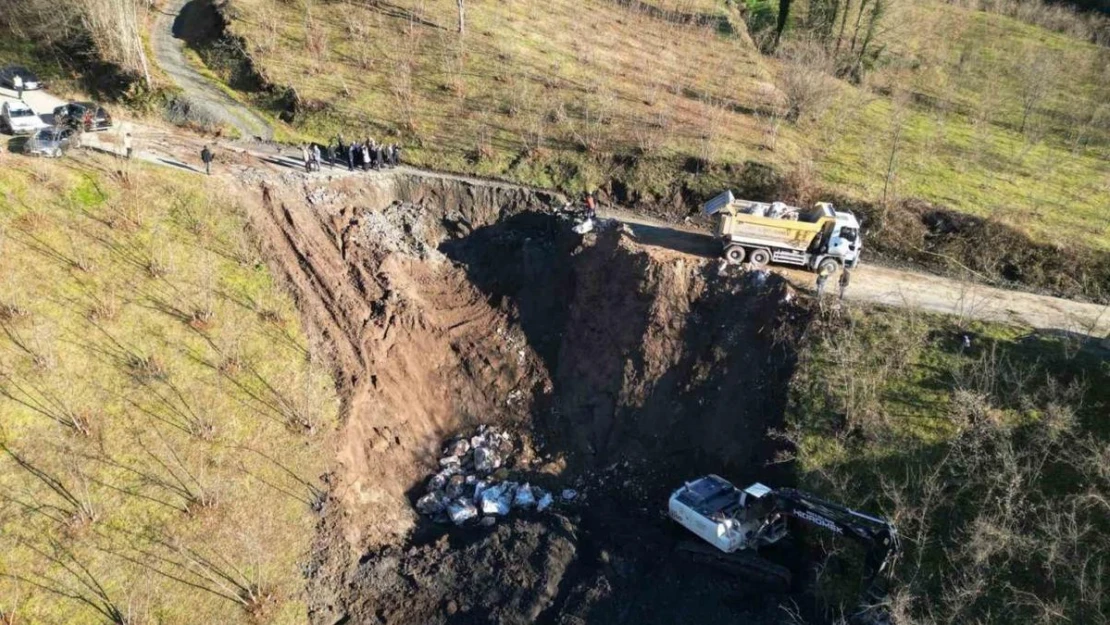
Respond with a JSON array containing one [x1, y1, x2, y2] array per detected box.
[[22, 127, 79, 158], [1, 100, 48, 135]]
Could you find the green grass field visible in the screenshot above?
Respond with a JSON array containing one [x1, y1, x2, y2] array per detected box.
[[0, 152, 337, 624]]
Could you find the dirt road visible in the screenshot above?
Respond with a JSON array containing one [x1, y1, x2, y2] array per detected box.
[[603, 208, 1110, 338], [151, 0, 273, 140], [4, 74, 1106, 339]]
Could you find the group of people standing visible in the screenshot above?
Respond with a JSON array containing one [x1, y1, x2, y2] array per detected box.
[[299, 136, 401, 173]]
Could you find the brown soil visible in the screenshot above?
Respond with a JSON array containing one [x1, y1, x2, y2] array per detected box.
[[242, 171, 813, 625]]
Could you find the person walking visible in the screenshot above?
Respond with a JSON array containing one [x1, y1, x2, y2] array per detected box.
[[13, 73, 23, 100], [201, 145, 214, 175], [312, 144, 322, 171], [393, 144, 402, 166], [123, 132, 133, 160], [838, 268, 851, 301], [326, 143, 336, 168], [301, 144, 311, 173]]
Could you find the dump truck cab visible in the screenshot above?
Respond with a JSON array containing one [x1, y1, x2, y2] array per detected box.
[[822, 204, 863, 269]]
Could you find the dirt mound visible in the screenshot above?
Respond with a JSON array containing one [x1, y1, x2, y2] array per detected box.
[[243, 173, 812, 624]]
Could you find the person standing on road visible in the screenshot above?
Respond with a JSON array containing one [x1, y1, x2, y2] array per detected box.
[[361, 142, 371, 171], [201, 145, 214, 175], [326, 142, 336, 168], [13, 74, 23, 100], [312, 144, 322, 171], [838, 268, 851, 301], [584, 192, 597, 220], [393, 144, 402, 166], [123, 133, 133, 159], [348, 142, 357, 171]]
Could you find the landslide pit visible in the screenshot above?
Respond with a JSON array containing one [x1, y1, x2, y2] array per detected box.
[[245, 172, 812, 625]]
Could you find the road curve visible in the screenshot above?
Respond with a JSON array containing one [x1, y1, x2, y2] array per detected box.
[[151, 0, 273, 140]]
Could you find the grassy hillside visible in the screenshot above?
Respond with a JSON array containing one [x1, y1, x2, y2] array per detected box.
[[212, 0, 1109, 257], [0, 152, 337, 624], [787, 306, 1110, 622]]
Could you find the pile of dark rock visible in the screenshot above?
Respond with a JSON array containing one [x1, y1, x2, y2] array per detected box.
[[415, 425, 560, 526]]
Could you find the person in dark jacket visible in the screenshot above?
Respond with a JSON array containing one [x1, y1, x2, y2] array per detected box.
[[201, 145, 214, 175], [374, 144, 385, 170], [393, 145, 402, 167], [325, 143, 336, 168], [348, 143, 357, 171]]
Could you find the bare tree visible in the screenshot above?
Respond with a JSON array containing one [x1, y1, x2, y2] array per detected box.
[[776, 37, 838, 122], [456, 0, 465, 35], [1016, 44, 1058, 137]]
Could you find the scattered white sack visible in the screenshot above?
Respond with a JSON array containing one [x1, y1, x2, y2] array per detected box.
[[447, 498, 478, 525], [561, 489, 578, 502], [416, 492, 447, 515], [444, 439, 470, 457], [537, 492, 554, 512], [573, 219, 595, 235], [479, 483, 514, 516], [439, 455, 461, 469], [474, 447, 501, 473], [513, 483, 536, 508]]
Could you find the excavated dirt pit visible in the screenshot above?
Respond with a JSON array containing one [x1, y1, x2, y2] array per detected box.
[[245, 172, 814, 625]]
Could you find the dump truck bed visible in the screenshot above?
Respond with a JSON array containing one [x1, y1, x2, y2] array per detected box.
[[704, 191, 832, 253]]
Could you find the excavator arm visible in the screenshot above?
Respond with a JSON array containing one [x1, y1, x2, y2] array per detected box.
[[772, 488, 900, 580]]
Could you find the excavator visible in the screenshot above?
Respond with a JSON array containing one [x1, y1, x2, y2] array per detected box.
[[669, 475, 900, 624]]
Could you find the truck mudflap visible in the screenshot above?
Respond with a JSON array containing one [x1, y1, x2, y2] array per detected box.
[[675, 540, 792, 590]]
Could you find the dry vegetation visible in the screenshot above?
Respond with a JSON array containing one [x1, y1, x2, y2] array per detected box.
[[213, 0, 1109, 257], [0, 153, 337, 624], [786, 306, 1110, 623]]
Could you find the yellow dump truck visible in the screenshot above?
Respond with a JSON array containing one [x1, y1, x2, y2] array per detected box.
[[703, 191, 862, 273]]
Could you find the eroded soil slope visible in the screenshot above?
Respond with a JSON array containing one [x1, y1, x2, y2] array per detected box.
[[243, 172, 812, 624]]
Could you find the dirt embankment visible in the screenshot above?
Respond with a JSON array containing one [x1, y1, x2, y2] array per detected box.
[[243, 172, 812, 624]]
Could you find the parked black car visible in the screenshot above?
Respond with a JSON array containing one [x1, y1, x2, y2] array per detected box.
[[0, 65, 42, 90], [53, 102, 113, 132]]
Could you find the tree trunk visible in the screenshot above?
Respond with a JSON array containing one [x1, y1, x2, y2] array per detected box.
[[457, 0, 465, 35], [775, 0, 793, 48]]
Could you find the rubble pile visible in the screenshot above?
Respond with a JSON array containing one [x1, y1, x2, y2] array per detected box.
[[415, 425, 559, 526]]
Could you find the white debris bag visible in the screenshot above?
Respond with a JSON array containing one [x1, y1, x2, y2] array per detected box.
[[573, 218, 595, 235], [447, 498, 478, 525], [561, 489, 578, 502], [478, 483, 514, 516], [474, 446, 501, 473], [537, 492, 554, 512], [513, 483, 536, 508], [439, 455, 462, 469], [416, 492, 447, 515], [444, 439, 470, 457]]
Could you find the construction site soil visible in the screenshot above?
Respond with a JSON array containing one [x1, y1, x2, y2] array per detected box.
[[243, 172, 816, 624]]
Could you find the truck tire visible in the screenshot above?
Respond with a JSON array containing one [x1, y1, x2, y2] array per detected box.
[[749, 248, 771, 267], [724, 245, 746, 265], [817, 258, 840, 275]]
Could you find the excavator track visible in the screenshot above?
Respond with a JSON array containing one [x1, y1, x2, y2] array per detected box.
[[675, 540, 792, 591]]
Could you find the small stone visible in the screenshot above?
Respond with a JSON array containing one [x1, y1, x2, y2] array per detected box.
[[480, 516, 497, 527], [561, 489, 578, 502], [446, 600, 458, 615], [474, 447, 501, 473]]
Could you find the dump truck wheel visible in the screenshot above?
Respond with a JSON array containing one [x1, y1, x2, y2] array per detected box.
[[749, 248, 771, 267], [725, 246, 746, 265], [817, 258, 840, 275]]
